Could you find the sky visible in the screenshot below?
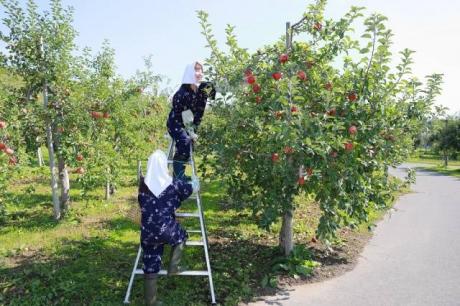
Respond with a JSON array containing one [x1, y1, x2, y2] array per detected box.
[[5, 0, 460, 114]]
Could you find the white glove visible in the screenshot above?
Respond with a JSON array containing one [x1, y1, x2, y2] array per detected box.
[[189, 130, 198, 142], [191, 176, 200, 193], [181, 110, 194, 127]]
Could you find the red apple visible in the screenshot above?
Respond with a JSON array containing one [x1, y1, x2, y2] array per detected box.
[[103, 112, 110, 119], [326, 108, 336, 116], [306, 167, 313, 176], [0, 143, 6, 150], [324, 82, 333, 91], [74, 167, 85, 174], [348, 125, 357, 135], [275, 111, 284, 119], [313, 22, 323, 31], [348, 92, 358, 102], [344, 142, 354, 151], [244, 68, 253, 76], [279, 53, 289, 64], [252, 83, 261, 94], [291, 106, 299, 113], [57, 127, 65, 133], [330, 151, 338, 158], [255, 96, 262, 104], [297, 70, 307, 81], [306, 60, 315, 69], [272, 72, 282, 81], [298, 176, 305, 185], [246, 75, 256, 84], [284, 146, 294, 154], [8, 156, 17, 166], [271, 153, 279, 162], [90, 111, 103, 119], [4, 147, 14, 155], [76, 154, 84, 162], [0, 121, 6, 129]]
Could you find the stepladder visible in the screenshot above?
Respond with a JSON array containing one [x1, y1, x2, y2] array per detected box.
[[124, 136, 217, 305]]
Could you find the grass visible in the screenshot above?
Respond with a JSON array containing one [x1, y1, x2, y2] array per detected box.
[[407, 151, 460, 177], [0, 161, 405, 306], [407, 150, 460, 167], [0, 163, 290, 306], [414, 165, 460, 178]]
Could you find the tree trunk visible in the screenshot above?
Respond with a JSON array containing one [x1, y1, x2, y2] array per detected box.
[[137, 160, 142, 183], [43, 82, 61, 220], [279, 209, 294, 256], [278, 23, 295, 257], [444, 118, 448, 167], [105, 180, 111, 200], [105, 166, 116, 200], [37, 147, 44, 167], [58, 156, 70, 212]]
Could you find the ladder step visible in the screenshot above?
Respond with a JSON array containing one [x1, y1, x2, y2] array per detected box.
[[135, 269, 209, 276], [176, 212, 200, 218], [186, 240, 204, 246], [125, 139, 216, 306]]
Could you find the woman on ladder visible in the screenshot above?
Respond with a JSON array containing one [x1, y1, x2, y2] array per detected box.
[[139, 150, 199, 305], [167, 61, 215, 180]]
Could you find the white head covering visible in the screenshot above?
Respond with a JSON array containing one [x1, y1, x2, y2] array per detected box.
[[181, 61, 203, 86], [168, 61, 203, 104], [144, 150, 173, 197]]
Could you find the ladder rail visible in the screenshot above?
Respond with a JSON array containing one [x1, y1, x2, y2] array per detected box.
[[189, 145, 217, 304], [123, 245, 143, 304], [124, 135, 217, 305]]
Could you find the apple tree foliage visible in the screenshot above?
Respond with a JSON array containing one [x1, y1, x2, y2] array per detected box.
[[0, 0, 168, 219], [196, 0, 442, 251]]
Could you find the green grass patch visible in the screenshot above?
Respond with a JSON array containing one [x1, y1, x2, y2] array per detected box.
[[414, 165, 460, 178], [0, 162, 406, 305]]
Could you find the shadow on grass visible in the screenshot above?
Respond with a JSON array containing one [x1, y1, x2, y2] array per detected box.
[[103, 217, 140, 233], [5, 192, 51, 210], [414, 167, 460, 180], [2, 193, 59, 234], [0, 233, 282, 306]]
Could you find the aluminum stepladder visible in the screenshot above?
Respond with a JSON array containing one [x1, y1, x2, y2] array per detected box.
[[124, 136, 217, 305]]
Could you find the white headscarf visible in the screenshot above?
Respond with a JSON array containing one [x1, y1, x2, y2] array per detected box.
[[144, 150, 173, 197], [181, 61, 203, 86], [168, 61, 203, 104]]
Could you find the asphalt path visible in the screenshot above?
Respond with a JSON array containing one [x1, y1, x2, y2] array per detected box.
[[248, 164, 460, 306]]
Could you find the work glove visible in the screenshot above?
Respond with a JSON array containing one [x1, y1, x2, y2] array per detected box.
[[191, 175, 200, 193], [189, 130, 198, 142], [181, 110, 194, 128]]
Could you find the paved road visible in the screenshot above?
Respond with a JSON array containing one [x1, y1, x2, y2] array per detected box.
[[248, 164, 460, 306]]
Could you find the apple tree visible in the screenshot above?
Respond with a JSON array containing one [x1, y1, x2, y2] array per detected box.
[[197, 0, 442, 254], [0, 67, 24, 224], [0, 0, 168, 218]]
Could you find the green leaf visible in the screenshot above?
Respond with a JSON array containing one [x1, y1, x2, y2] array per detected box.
[[269, 276, 278, 288], [261, 275, 269, 288]]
